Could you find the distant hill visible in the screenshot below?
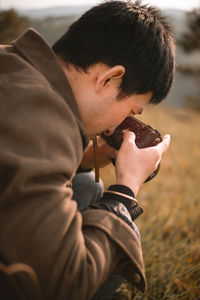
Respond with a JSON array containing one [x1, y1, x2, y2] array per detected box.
[[18, 5, 91, 19], [17, 5, 187, 29]]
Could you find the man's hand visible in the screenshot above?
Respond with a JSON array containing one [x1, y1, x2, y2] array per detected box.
[[80, 136, 117, 170], [115, 131, 170, 196]]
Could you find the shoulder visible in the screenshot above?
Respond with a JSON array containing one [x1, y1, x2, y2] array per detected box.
[[0, 73, 83, 171], [0, 45, 50, 90]]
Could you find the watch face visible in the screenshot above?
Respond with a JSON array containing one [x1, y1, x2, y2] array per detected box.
[[101, 116, 162, 182]]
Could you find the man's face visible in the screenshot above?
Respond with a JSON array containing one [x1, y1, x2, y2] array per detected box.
[[83, 90, 152, 138], [61, 61, 152, 138]]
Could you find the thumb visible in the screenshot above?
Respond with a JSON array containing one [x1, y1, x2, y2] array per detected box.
[[122, 131, 137, 147], [156, 134, 171, 155]]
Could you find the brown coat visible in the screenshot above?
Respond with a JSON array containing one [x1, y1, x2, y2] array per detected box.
[[0, 29, 146, 299]]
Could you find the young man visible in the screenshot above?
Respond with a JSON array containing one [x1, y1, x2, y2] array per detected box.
[[0, 1, 175, 299]]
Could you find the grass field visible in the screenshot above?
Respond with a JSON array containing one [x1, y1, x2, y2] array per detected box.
[[100, 104, 200, 300]]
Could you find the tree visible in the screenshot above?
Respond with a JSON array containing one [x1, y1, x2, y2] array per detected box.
[[0, 9, 28, 44], [179, 8, 200, 53], [178, 8, 200, 109]]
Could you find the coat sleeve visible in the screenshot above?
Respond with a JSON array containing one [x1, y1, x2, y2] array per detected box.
[[0, 75, 146, 299]]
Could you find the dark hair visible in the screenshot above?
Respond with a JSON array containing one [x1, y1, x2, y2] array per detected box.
[[53, 0, 175, 104]]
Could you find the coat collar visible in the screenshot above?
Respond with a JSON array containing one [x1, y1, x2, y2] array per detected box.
[[13, 28, 89, 149]]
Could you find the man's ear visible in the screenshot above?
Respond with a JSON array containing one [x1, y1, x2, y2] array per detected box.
[[95, 65, 125, 93]]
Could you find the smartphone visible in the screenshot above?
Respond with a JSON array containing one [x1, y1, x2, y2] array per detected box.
[[101, 115, 162, 182]]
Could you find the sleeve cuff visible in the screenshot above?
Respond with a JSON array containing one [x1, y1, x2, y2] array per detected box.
[[76, 166, 93, 173], [101, 184, 143, 221]]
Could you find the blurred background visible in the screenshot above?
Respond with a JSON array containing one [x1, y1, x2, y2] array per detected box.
[[0, 1, 200, 299]]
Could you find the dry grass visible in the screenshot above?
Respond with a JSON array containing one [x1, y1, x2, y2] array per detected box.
[[100, 105, 200, 300]]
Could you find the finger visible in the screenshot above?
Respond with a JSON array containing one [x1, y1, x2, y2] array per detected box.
[[123, 131, 136, 144], [109, 150, 118, 159], [107, 146, 118, 157], [121, 131, 137, 150], [113, 150, 118, 158], [156, 134, 171, 155]]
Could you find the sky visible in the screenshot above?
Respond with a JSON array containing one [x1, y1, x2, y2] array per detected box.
[[0, 0, 200, 11]]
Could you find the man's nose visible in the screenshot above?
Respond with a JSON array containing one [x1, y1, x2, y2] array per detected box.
[[138, 108, 143, 114], [102, 127, 116, 136], [131, 108, 143, 115]]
